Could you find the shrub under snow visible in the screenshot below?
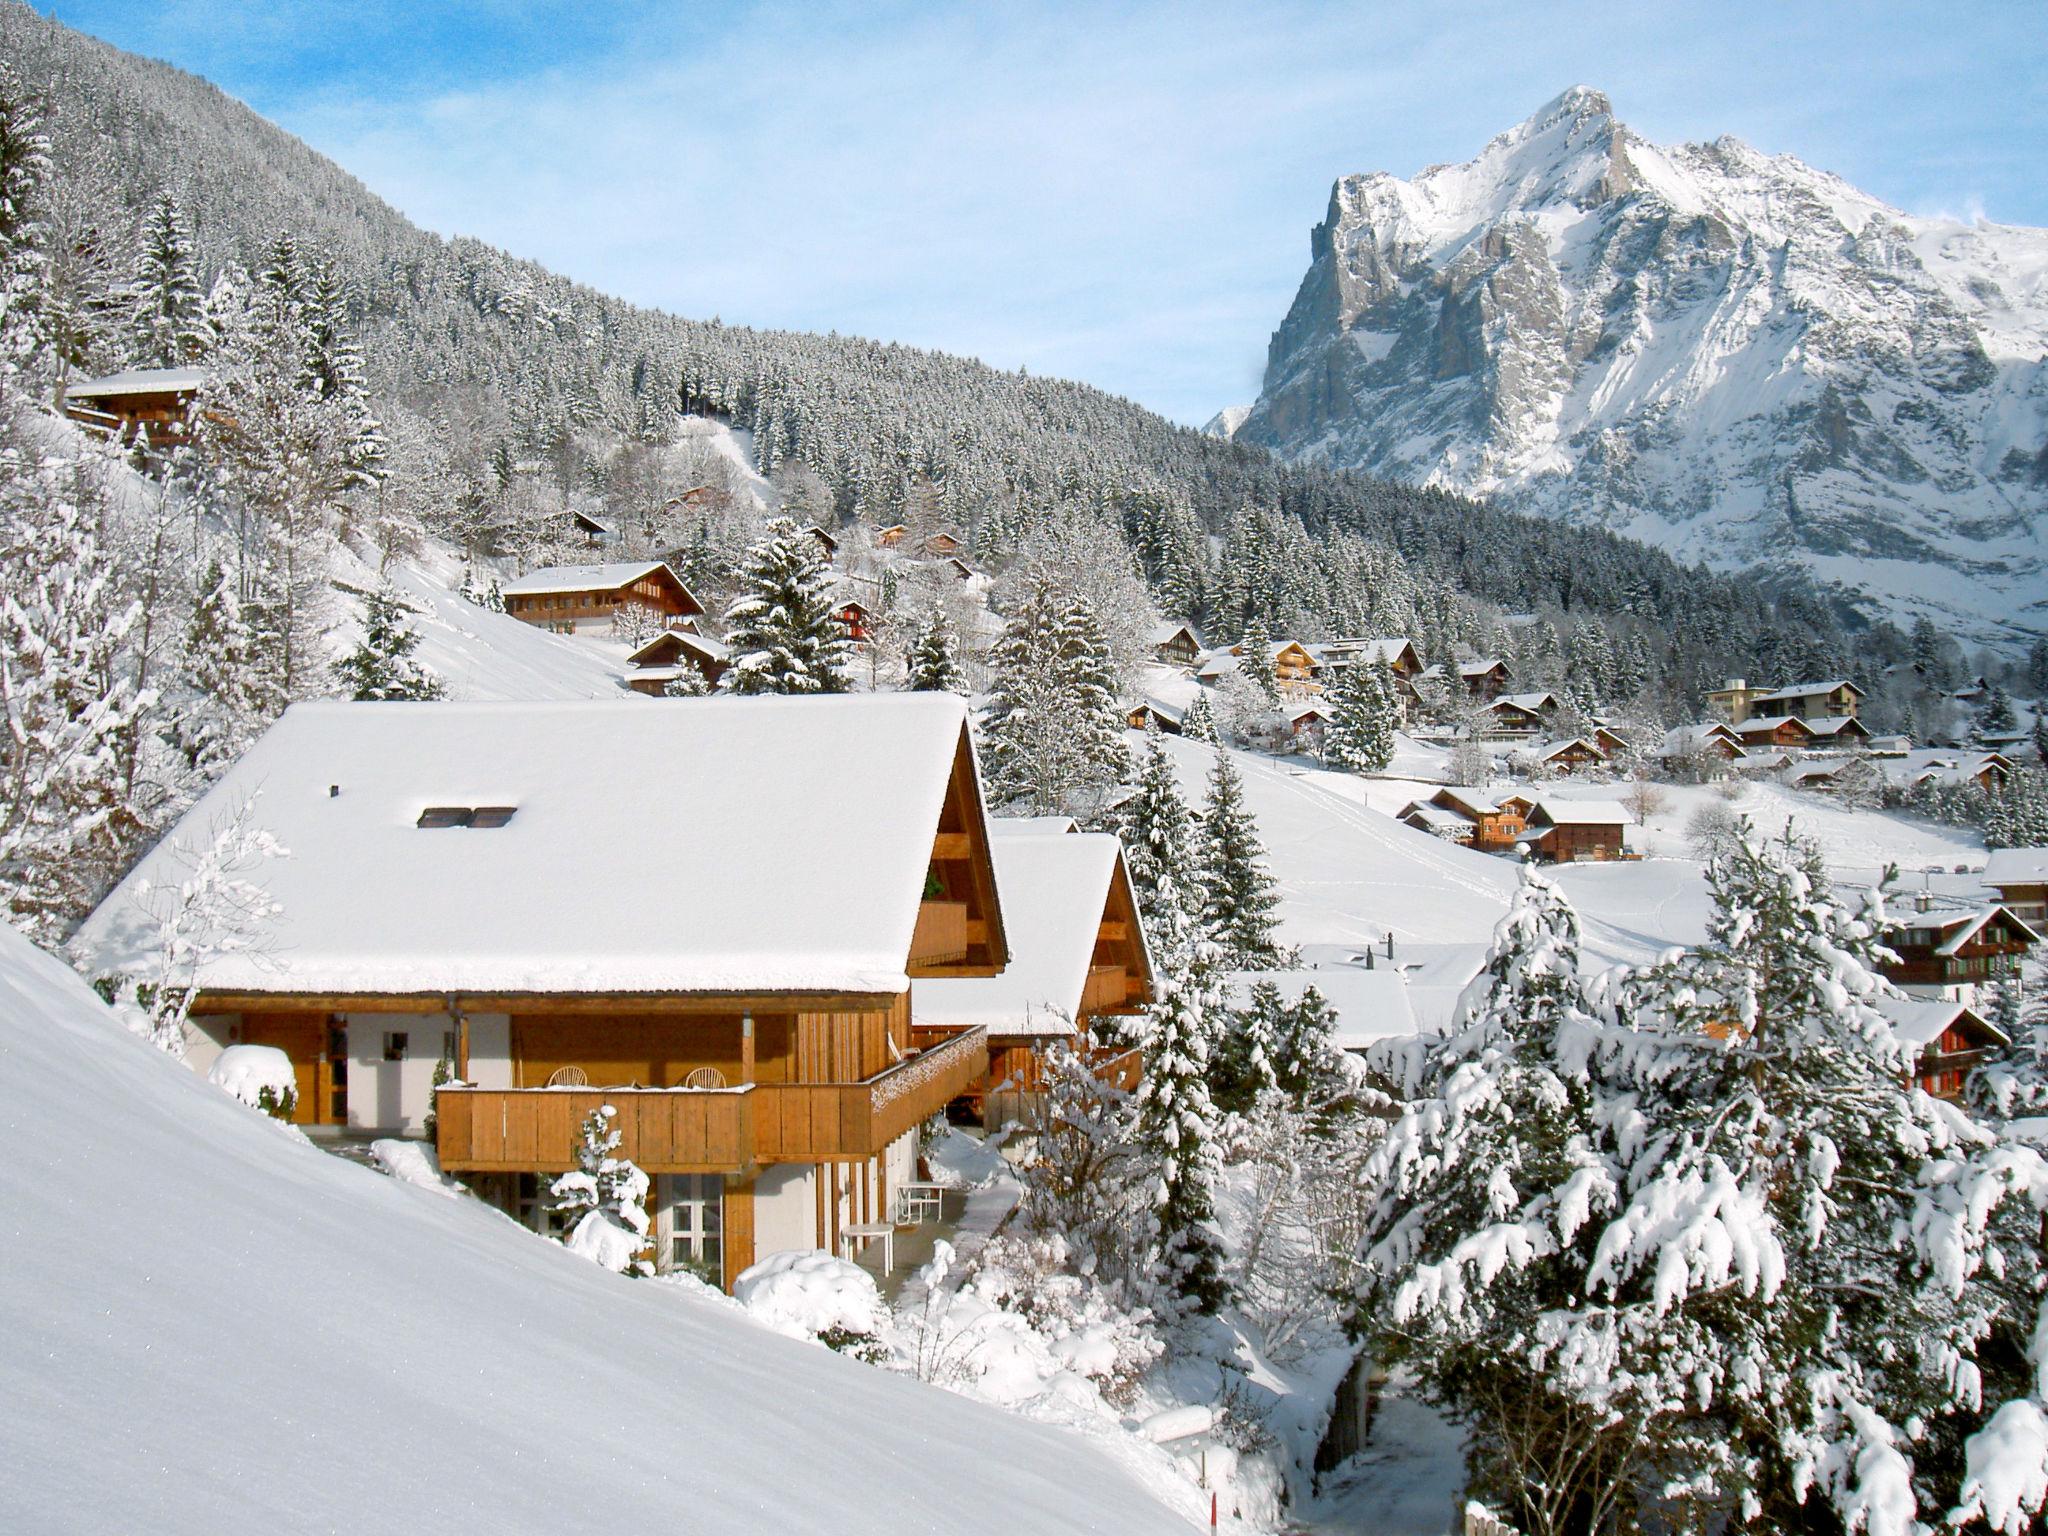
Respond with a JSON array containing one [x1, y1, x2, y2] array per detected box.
[[206, 1044, 296, 1119]]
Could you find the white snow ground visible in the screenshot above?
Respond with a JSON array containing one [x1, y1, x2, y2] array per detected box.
[[0, 923, 1196, 1535]]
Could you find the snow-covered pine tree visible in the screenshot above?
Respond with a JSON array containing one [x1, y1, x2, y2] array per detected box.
[[1321, 655, 1397, 773], [1211, 977, 1283, 1115], [1115, 723, 1203, 966], [128, 189, 208, 367], [904, 600, 965, 693], [1132, 943, 1229, 1316], [1197, 750, 1283, 969], [982, 578, 1120, 818], [1239, 615, 1280, 707], [334, 584, 443, 701], [662, 666, 713, 698], [1052, 591, 1129, 782], [720, 516, 850, 694], [0, 61, 51, 386], [1354, 866, 1649, 1534], [1270, 982, 1347, 1113], [1179, 690, 1218, 744], [169, 556, 274, 776], [1979, 682, 2016, 737], [551, 1105, 653, 1277]]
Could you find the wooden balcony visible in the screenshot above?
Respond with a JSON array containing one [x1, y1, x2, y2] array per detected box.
[[1080, 964, 1136, 1017], [435, 1028, 988, 1173], [756, 1026, 987, 1161], [909, 900, 969, 966], [437, 1084, 753, 1174], [1091, 1046, 1143, 1093]]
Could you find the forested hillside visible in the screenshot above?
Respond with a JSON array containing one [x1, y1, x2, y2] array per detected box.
[[1, 0, 1881, 712]]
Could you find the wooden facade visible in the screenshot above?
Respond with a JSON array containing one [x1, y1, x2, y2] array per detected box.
[[1152, 624, 1203, 667], [1522, 805, 1628, 863], [62, 370, 204, 447], [624, 629, 728, 693], [503, 562, 704, 633], [1879, 907, 2037, 993]]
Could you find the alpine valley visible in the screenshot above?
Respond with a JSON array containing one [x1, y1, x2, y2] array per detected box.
[[1231, 87, 2048, 648]]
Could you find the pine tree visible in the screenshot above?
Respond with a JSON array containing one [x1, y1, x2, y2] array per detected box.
[[1322, 656, 1397, 773], [661, 666, 713, 697], [1270, 983, 1346, 1113], [551, 1106, 652, 1276], [982, 579, 1119, 817], [1211, 978, 1283, 1114], [1052, 591, 1128, 779], [1179, 690, 1218, 744], [1132, 944, 1229, 1315], [170, 557, 273, 775], [128, 190, 208, 367], [1979, 682, 2016, 736], [720, 516, 850, 694], [334, 584, 443, 701], [1239, 616, 1280, 706], [1197, 751, 1283, 969], [1115, 724, 1203, 964], [0, 62, 51, 384], [903, 601, 965, 693]]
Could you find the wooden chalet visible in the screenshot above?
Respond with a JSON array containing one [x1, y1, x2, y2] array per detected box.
[[1521, 800, 1631, 863], [569, 509, 613, 546], [72, 695, 1010, 1292], [1736, 715, 1819, 750], [1708, 677, 1864, 725], [923, 530, 967, 558], [1231, 637, 1323, 694], [1150, 621, 1205, 668], [833, 596, 874, 643], [624, 630, 730, 693], [1478, 692, 1556, 741], [1660, 722, 1746, 764], [911, 821, 1152, 1128], [1397, 788, 1529, 853], [875, 524, 910, 547], [940, 556, 979, 584], [1878, 902, 2038, 1004], [1126, 698, 1185, 734], [1983, 849, 2048, 925], [1877, 997, 2008, 1100], [62, 366, 206, 446], [1285, 702, 1330, 746], [501, 561, 704, 635], [1314, 637, 1424, 683], [1521, 736, 1609, 774], [805, 525, 840, 560]]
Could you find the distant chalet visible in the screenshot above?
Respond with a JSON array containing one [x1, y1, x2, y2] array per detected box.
[[72, 694, 1012, 1290], [62, 366, 205, 446], [500, 560, 704, 634]]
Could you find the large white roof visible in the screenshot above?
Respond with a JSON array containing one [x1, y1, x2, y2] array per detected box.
[[1983, 848, 2048, 886], [1227, 967, 1422, 1050], [912, 831, 1130, 1037], [65, 366, 207, 396], [73, 695, 980, 997], [1875, 994, 2004, 1050], [500, 561, 685, 598]]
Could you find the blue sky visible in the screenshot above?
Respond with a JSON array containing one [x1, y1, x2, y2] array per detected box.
[[49, 0, 2048, 424]]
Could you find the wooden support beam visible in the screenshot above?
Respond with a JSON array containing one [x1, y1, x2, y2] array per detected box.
[[930, 832, 972, 861], [1096, 920, 1129, 942]]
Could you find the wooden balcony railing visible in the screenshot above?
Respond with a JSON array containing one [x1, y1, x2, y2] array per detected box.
[[909, 900, 969, 966], [756, 1026, 987, 1161], [435, 1028, 989, 1174], [1090, 1045, 1143, 1093], [436, 1085, 753, 1174], [1080, 964, 1134, 1017]]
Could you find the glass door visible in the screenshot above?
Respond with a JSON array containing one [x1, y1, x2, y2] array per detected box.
[[661, 1174, 724, 1286]]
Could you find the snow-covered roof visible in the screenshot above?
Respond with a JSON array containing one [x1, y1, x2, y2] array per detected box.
[[1530, 799, 1630, 826], [1492, 691, 1556, 714], [628, 630, 729, 666], [1150, 620, 1203, 647], [913, 832, 1136, 1037], [995, 815, 1077, 837], [1984, 849, 2048, 886], [1227, 967, 1422, 1050], [1431, 787, 1501, 818], [1875, 994, 2005, 1050], [1400, 803, 1473, 834], [65, 366, 207, 396], [1129, 696, 1185, 725], [1752, 679, 1862, 703], [501, 561, 689, 598], [1659, 723, 1744, 755], [1194, 651, 1241, 680], [73, 696, 990, 997], [1520, 736, 1606, 762]]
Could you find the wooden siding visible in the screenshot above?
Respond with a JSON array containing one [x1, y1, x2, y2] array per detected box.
[[909, 901, 969, 966], [437, 1086, 753, 1173]]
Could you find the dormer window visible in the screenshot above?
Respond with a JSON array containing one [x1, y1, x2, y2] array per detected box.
[[417, 806, 518, 829]]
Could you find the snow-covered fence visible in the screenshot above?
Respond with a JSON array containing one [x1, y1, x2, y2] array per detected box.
[[1465, 1502, 1519, 1536]]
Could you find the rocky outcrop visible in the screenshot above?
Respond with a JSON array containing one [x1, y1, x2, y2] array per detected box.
[[1238, 87, 2048, 644]]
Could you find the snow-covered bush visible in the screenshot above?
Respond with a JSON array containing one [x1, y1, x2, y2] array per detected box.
[[968, 1233, 1161, 1406], [550, 1106, 651, 1277], [207, 1044, 296, 1119], [733, 1250, 888, 1362]]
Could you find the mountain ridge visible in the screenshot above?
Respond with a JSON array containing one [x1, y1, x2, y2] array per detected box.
[[1237, 87, 2048, 647]]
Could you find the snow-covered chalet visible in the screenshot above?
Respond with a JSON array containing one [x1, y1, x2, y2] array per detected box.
[[73, 694, 1010, 1289]]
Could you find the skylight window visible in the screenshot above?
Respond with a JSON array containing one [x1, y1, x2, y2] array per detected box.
[[416, 806, 517, 829]]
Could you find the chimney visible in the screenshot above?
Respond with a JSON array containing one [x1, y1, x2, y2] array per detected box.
[[329, 784, 340, 798], [1724, 678, 1746, 693], [1915, 890, 1934, 913]]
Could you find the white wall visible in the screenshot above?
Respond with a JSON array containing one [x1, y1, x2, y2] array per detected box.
[[465, 1014, 512, 1089], [753, 1164, 816, 1261], [346, 1014, 457, 1134], [181, 1015, 233, 1078]]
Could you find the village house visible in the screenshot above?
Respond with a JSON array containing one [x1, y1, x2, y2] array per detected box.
[[71, 695, 1010, 1291], [61, 365, 206, 446], [1477, 691, 1557, 742], [1516, 736, 1610, 775], [500, 560, 704, 635], [1413, 657, 1511, 701], [874, 524, 910, 547], [1983, 849, 2048, 925], [1520, 800, 1632, 863], [911, 821, 1153, 1129], [623, 629, 730, 693], [1125, 698, 1185, 734], [1228, 637, 1323, 695], [1312, 637, 1424, 686], [566, 509, 613, 547], [1881, 749, 2015, 795], [1658, 722, 1747, 768], [1396, 787, 1530, 853], [1285, 702, 1330, 751], [832, 594, 874, 643], [1876, 996, 2008, 1100], [804, 524, 840, 561], [923, 529, 966, 558], [1150, 620, 1205, 668], [1707, 677, 1864, 724], [1877, 901, 2039, 1007]]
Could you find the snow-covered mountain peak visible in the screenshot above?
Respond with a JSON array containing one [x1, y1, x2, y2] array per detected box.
[[1240, 93, 2048, 647]]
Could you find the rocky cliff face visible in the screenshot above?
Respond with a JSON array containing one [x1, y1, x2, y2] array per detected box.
[[1238, 87, 2048, 644]]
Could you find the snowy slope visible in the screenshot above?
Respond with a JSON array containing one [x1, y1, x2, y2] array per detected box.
[[0, 923, 1194, 1534], [1239, 86, 2048, 646]]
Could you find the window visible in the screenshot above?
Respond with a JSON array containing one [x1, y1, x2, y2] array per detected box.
[[416, 806, 517, 829], [384, 1032, 409, 1062], [662, 1174, 723, 1285], [512, 1173, 574, 1239]]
